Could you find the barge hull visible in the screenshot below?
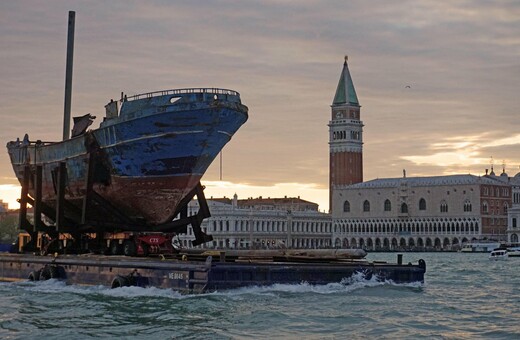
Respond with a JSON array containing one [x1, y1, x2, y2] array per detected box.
[[0, 253, 426, 293]]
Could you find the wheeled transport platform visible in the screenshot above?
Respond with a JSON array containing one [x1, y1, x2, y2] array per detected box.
[[0, 252, 426, 293]]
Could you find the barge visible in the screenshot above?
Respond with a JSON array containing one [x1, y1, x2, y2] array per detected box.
[[0, 251, 426, 293]]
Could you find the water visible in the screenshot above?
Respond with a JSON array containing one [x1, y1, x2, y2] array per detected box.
[[0, 253, 519, 339]]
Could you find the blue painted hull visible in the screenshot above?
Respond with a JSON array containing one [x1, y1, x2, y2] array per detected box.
[[7, 88, 248, 226]]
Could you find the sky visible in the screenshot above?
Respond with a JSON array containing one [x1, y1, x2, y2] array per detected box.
[[1, 0, 520, 212]]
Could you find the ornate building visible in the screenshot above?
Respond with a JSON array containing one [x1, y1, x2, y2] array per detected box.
[[179, 195, 332, 249], [506, 172, 520, 243], [332, 174, 511, 250]]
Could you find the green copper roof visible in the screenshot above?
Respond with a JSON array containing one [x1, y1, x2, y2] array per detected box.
[[333, 59, 359, 106]]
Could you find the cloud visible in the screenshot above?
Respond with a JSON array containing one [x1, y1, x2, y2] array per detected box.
[[203, 180, 329, 212], [1, 0, 520, 201], [402, 134, 520, 172]]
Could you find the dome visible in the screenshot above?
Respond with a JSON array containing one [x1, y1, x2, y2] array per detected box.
[[500, 172, 508, 177]]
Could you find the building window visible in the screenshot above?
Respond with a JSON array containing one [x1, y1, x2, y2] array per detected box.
[[483, 187, 489, 195], [464, 200, 472, 212], [419, 198, 426, 211], [343, 200, 350, 213], [440, 201, 448, 213], [401, 203, 408, 213], [384, 199, 391, 212], [504, 202, 509, 214], [513, 218, 517, 228], [363, 200, 370, 212], [482, 201, 488, 214]]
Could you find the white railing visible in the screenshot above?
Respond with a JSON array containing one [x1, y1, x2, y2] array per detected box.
[[125, 88, 240, 101]]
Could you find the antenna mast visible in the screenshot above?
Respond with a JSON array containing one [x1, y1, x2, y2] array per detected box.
[[219, 151, 223, 181], [63, 11, 75, 140]]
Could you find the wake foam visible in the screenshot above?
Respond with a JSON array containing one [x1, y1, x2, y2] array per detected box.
[[211, 271, 423, 296], [8, 272, 423, 299]]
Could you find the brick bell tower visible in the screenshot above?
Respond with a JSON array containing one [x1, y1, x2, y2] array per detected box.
[[329, 56, 363, 210]]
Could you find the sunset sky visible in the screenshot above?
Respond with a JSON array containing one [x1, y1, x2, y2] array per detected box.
[[1, 1, 519, 211]]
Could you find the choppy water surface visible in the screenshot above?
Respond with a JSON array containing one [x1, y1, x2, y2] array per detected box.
[[0, 252, 519, 339]]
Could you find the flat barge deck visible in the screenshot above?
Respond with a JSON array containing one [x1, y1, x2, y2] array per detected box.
[[0, 252, 426, 293]]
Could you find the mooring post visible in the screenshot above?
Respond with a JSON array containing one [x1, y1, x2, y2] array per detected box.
[[34, 165, 43, 231], [55, 162, 67, 231]]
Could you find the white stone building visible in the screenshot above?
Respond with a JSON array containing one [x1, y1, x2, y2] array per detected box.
[[507, 173, 520, 243], [179, 195, 332, 249], [332, 174, 511, 251]]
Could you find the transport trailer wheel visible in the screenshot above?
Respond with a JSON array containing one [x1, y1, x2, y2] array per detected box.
[[141, 243, 149, 257], [28, 270, 40, 281], [111, 275, 131, 289], [109, 240, 123, 256], [123, 240, 137, 257], [39, 267, 50, 281], [39, 265, 59, 281]]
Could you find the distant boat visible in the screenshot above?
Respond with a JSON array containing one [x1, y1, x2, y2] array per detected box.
[[7, 88, 248, 231], [460, 241, 502, 253], [489, 248, 509, 261], [507, 247, 520, 257], [503, 243, 520, 257]]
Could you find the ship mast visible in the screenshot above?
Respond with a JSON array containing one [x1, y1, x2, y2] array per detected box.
[[63, 11, 75, 140]]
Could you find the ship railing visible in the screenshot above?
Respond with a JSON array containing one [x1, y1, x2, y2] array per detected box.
[[125, 88, 240, 102], [7, 139, 58, 148]]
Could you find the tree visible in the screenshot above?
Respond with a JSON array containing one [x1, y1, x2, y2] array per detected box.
[[0, 214, 19, 243]]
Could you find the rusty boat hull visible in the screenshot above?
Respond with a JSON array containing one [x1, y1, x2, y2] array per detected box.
[[7, 88, 248, 230]]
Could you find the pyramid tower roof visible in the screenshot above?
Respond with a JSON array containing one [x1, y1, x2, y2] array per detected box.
[[332, 55, 359, 106]]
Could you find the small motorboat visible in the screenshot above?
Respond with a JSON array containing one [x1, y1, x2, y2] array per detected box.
[[506, 246, 520, 257], [489, 248, 509, 260]]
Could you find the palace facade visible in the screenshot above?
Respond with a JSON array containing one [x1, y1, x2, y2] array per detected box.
[[331, 173, 511, 250], [506, 174, 520, 243], [179, 195, 332, 249]]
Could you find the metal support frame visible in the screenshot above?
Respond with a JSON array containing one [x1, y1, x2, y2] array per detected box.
[[15, 156, 214, 252], [151, 182, 213, 246], [81, 152, 95, 224], [34, 165, 43, 231], [18, 165, 30, 232], [55, 162, 67, 232], [189, 183, 213, 246]]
